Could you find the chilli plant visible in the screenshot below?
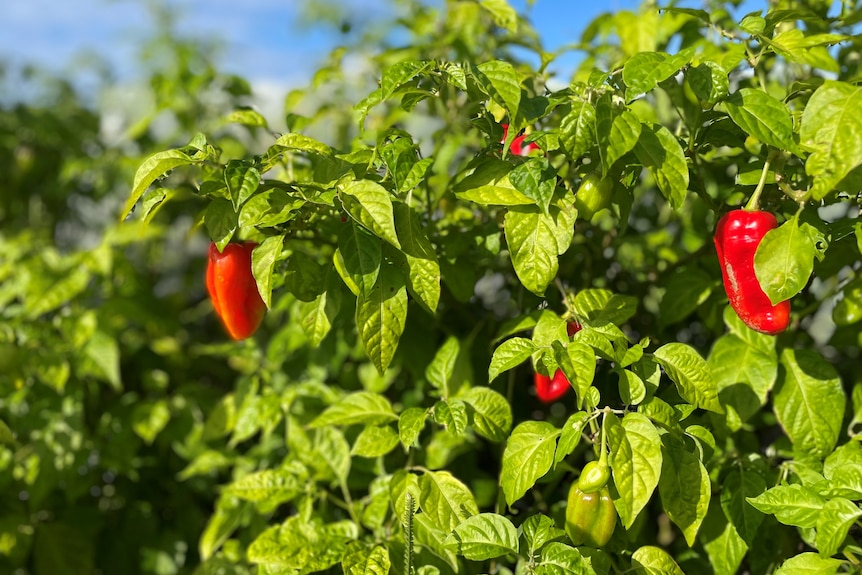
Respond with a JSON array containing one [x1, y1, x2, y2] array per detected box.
[[122, 0, 862, 573], [3, 0, 862, 574]]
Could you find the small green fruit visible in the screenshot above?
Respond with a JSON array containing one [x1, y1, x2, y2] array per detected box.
[[575, 174, 613, 220]]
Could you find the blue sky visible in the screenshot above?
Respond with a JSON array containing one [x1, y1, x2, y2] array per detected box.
[[0, 0, 702, 86], [0, 0, 780, 108]]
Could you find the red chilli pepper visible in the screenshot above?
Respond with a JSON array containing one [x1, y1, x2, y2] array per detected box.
[[534, 370, 570, 403], [713, 209, 790, 335], [501, 123, 539, 156], [206, 242, 267, 340], [533, 322, 582, 402]]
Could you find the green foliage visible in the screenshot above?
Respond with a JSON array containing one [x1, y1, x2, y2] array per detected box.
[[3, 0, 862, 573]]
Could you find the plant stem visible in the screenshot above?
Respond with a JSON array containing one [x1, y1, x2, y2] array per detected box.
[[745, 157, 772, 211]]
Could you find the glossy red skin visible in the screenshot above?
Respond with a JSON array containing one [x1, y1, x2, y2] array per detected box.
[[206, 242, 266, 340], [534, 370, 570, 403], [534, 322, 581, 402], [501, 123, 539, 156], [714, 210, 790, 334]]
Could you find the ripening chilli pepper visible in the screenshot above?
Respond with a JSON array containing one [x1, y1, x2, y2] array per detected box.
[[533, 322, 582, 403], [565, 484, 617, 548], [206, 242, 267, 340], [713, 209, 790, 334], [534, 370, 570, 403], [501, 123, 539, 156]]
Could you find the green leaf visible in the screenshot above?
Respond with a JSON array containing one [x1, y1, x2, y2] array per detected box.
[[137, 187, 172, 223], [701, 501, 748, 575], [413, 513, 459, 571], [500, 421, 560, 505], [461, 386, 513, 442], [454, 159, 533, 205], [400, 157, 433, 193], [419, 470, 479, 532], [362, 476, 392, 530], [607, 412, 662, 529], [390, 470, 421, 523], [596, 95, 642, 175], [223, 107, 268, 128], [521, 514, 566, 555], [131, 399, 171, 445], [572, 289, 638, 327], [687, 61, 729, 105], [560, 98, 596, 160], [623, 49, 693, 101], [340, 180, 401, 249], [773, 552, 842, 575], [398, 407, 428, 448], [488, 337, 537, 382], [615, 9, 658, 56], [355, 263, 408, 374], [313, 426, 352, 483], [199, 497, 249, 560], [633, 123, 689, 210], [247, 516, 351, 572], [479, 0, 517, 32], [84, 330, 121, 391], [426, 336, 461, 397], [239, 189, 303, 228], [26, 266, 90, 318], [722, 306, 776, 355], [433, 399, 468, 436], [739, 14, 765, 34], [225, 468, 302, 509], [444, 513, 518, 560], [555, 411, 589, 463], [335, 222, 382, 296], [770, 29, 845, 72], [833, 276, 862, 326], [204, 198, 237, 250], [719, 466, 766, 546], [310, 391, 398, 428], [504, 205, 574, 296], [554, 342, 597, 405], [660, 267, 715, 326], [709, 334, 776, 424], [509, 158, 556, 215], [342, 543, 391, 575], [224, 160, 261, 210], [658, 435, 710, 545], [270, 132, 332, 155], [284, 251, 326, 302], [754, 211, 822, 304], [747, 484, 826, 528], [654, 343, 723, 413], [393, 203, 440, 312], [351, 424, 400, 457], [475, 60, 521, 122], [299, 287, 342, 347], [815, 497, 862, 557], [773, 349, 845, 459], [122, 143, 205, 219], [724, 88, 801, 153], [535, 542, 591, 574], [631, 546, 685, 575], [251, 234, 282, 309]]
